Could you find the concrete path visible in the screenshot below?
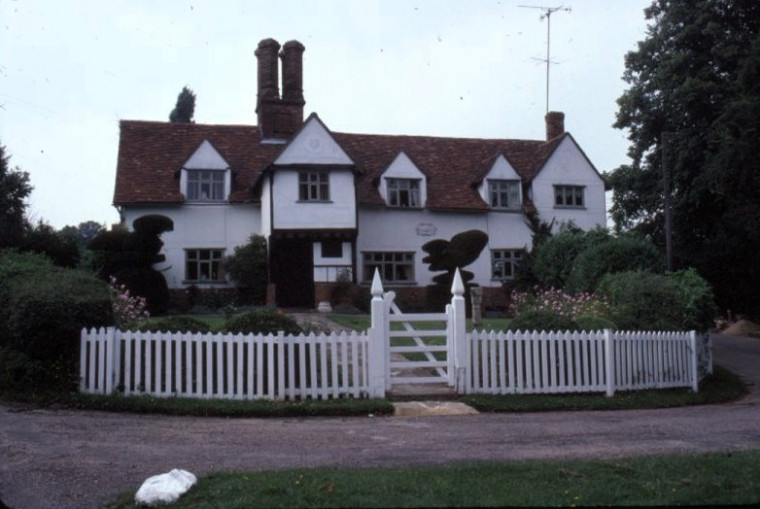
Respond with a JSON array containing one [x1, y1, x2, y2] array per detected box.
[[0, 333, 758, 509]]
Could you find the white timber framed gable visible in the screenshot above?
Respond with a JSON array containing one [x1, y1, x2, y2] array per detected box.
[[263, 113, 358, 308], [530, 135, 607, 231], [267, 113, 357, 231]]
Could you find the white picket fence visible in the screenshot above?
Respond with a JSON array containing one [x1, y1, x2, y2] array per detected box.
[[80, 270, 708, 400], [80, 328, 369, 400], [469, 329, 701, 396]]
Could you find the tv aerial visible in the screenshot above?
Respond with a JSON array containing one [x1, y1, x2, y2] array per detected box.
[[519, 5, 572, 114]]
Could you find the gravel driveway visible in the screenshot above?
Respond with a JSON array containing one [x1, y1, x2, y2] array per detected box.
[[1, 333, 758, 509]]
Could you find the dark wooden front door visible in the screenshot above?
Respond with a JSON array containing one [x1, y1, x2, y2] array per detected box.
[[270, 238, 314, 309]]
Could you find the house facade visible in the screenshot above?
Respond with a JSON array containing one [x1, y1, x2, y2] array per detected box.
[[113, 38, 608, 310]]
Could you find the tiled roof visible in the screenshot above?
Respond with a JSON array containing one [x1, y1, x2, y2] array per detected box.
[[113, 120, 570, 210], [114, 121, 281, 205]]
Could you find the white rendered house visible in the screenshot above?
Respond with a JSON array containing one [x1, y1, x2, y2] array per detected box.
[[113, 38, 608, 309]]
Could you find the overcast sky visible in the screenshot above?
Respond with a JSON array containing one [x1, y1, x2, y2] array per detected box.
[[0, 0, 651, 229]]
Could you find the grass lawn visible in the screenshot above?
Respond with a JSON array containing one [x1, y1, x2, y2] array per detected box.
[[106, 450, 760, 508]]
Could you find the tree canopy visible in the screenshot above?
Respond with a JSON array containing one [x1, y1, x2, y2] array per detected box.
[[0, 143, 32, 249], [607, 0, 760, 317], [169, 86, 196, 123]]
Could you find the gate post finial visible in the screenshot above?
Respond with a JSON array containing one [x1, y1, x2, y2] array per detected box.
[[371, 268, 384, 298], [451, 267, 464, 297]]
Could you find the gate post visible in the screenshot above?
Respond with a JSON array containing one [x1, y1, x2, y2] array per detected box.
[[604, 329, 615, 397], [451, 269, 468, 394], [368, 270, 387, 398]]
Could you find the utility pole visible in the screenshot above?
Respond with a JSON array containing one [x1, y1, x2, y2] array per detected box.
[[519, 4, 571, 114], [661, 131, 674, 272]]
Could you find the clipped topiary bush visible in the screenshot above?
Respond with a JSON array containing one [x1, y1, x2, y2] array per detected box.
[[221, 309, 302, 335], [566, 236, 665, 294], [508, 310, 580, 332]]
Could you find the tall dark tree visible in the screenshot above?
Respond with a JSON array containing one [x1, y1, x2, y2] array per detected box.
[[0, 143, 32, 249], [169, 86, 196, 123], [607, 0, 760, 317]]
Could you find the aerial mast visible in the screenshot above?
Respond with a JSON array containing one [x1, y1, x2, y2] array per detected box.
[[519, 4, 571, 114]]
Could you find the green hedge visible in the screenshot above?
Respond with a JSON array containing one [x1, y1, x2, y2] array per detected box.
[[566, 236, 665, 294], [0, 250, 112, 392], [597, 269, 716, 331]]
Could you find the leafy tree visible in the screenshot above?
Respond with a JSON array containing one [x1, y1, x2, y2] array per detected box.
[[607, 0, 760, 317], [169, 86, 196, 123], [21, 221, 80, 268], [0, 143, 32, 249], [60, 221, 105, 250], [530, 227, 609, 290], [223, 234, 269, 305]]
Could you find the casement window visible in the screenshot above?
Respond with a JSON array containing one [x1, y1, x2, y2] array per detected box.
[[488, 179, 521, 209], [491, 249, 524, 280], [185, 249, 225, 282], [386, 178, 421, 208], [187, 170, 225, 201], [554, 185, 585, 208], [363, 252, 414, 283], [299, 171, 330, 201]]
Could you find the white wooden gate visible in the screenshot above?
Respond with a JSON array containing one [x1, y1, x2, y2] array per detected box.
[[367, 269, 469, 394], [387, 297, 451, 386]]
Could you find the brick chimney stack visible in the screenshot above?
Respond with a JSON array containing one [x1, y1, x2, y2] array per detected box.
[[256, 38, 280, 103], [281, 40, 305, 104], [255, 38, 305, 140], [545, 111, 565, 141]]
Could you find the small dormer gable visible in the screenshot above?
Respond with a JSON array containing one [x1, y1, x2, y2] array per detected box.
[[184, 139, 229, 169], [273, 114, 353, 167], [180, 139, 232, 202], [379, 151, 427, 208], [478, 154, 522, 211]]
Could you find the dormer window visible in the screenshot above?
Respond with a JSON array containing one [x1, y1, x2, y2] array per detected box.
[[187, 170, 226, 201], [488, 179, 521, 210], [387, 178, 421, 208]]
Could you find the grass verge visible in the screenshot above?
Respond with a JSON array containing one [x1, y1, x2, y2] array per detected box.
[[0, 364, 745, 416], [460, 364, 747, 412], [106, 450, 760, 508]]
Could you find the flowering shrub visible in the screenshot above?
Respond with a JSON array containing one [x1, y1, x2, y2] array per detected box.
[[109, 276, 150, 329], [509, 286, 612, 320]]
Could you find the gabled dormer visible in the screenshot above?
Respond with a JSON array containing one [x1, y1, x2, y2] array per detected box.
[[179, 139, 232, 202], [477, 154, 522, 211], [265, 113, 357, 231], [378, 152, 427, 208]]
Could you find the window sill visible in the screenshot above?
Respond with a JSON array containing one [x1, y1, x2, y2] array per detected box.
[[296, 200, 333, 204], [553, 205, 587, 210], [490, 207, 522, 213]]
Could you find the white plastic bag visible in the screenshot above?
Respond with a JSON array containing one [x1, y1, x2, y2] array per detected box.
[[135, 468, 197, 506]]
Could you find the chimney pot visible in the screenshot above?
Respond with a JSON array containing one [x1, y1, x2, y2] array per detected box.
[[545, 111, 565, 141]]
